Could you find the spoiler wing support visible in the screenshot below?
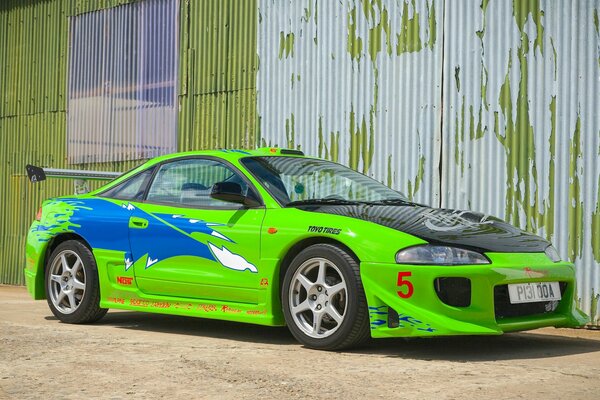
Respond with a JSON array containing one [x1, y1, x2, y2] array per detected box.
[[26, 164, 122, 194]]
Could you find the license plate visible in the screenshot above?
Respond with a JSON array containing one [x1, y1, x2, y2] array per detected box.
[[508, 282, 561, 304]]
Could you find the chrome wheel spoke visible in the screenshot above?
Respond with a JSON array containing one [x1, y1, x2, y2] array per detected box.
[[316, 260, 326, 285], [312, 312, 324, 334], [48, 250, 86, 314], [327, 282, 345, 297], [72, 279, 85, 291], [289, 257, 348, 339], [71, 259, 82, 275], [60, 254, 71, 272], [292, 300, 310, 315], [297, 274, 313, 290], [67, 292, 77, 310], [325, 305, 343, 324], [55, 291, 66, 305]]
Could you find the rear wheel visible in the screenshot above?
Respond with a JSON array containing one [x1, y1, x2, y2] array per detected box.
[[282, 244, 369, 350], [45, 240, 107, 323]]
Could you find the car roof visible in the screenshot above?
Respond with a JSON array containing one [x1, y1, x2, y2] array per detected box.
[[144, 147, 307, 165]]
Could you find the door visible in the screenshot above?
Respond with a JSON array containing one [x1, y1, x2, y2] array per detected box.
[[128, 157, 265, 304]]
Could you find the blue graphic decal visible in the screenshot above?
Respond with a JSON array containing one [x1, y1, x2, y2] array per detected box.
[[33, 198, 254, 273], [368, 305, 436, 332]]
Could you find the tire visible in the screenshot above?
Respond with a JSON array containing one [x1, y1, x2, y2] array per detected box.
[[45, 240, 108, 324], [282, 244, 370, 350]]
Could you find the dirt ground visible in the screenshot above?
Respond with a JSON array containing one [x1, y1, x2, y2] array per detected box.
[[1, 285, 599, 400]]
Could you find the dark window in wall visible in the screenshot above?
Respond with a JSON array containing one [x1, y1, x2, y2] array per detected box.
[[67, 0, 179, 164]]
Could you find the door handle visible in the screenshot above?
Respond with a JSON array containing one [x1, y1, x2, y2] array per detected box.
[[129, 217, 149, 229]]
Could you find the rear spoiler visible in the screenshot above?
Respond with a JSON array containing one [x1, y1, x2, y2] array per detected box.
[[26, 164, 122, 194]]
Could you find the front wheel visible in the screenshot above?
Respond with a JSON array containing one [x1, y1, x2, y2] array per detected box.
[[282, 244, 370, 350], [45, 240, 108, 324]]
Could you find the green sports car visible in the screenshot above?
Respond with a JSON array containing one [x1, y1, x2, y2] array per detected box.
[[24, 148, 589, 350]]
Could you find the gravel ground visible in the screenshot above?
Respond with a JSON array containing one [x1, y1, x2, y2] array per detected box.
[[1, 285, 599, 399]]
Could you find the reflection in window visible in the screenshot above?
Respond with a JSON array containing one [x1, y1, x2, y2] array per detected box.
[[67, 0, 178, 164], [147, 159, 251, 207]]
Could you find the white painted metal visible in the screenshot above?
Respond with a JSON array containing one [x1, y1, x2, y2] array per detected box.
[[67, 0, 179, 164]]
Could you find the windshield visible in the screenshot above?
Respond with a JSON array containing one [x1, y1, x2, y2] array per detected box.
[[241, 156, 408, 206]]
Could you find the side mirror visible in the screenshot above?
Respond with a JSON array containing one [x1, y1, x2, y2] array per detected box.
[[210, 182, 259, 206]]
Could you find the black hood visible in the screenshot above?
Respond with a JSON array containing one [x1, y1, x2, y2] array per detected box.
[[297, 204, 550, 253]]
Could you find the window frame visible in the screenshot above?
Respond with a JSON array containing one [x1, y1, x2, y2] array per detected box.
[[240, 155, 408, 207], [139, 156, 265, 210]]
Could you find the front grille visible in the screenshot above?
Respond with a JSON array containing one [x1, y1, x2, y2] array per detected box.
[[494, 282, 567, 320]]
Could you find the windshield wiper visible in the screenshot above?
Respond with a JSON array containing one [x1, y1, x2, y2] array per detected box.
[[285, 198, 363, 207], [368, 198, 415, 206]]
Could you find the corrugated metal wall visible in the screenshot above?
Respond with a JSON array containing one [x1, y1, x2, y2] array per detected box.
[[257, 0, 443, 204], [1, 0, 599, 325], [257, 0, 600, 324], [440, 0, 600, 324], [0, 0, 258, 285], [68, 0, 179, 164], [178, 0, 257, 151]]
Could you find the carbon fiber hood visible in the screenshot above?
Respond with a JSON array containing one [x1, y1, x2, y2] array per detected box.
[[297, 204, 550, 253]]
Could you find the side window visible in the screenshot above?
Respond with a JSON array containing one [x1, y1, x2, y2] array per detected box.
[[101, 168, 154, 201], [146, 159, 257, 207]]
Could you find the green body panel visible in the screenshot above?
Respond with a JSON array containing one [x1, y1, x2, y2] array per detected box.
[[24, 149, 589, 337]]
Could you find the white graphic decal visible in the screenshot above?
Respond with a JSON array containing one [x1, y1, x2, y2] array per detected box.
[[125, 257, 133, 271], [208, 242, 258, 273], [121, 203, 135, 210], [146, 256, 158, 269], [423, 211, 494, 232], [189, 219, 199, 223], [211, 230, 232, 241]]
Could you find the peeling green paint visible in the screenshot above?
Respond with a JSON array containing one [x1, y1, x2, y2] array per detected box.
[[541, 96, 557, 241], [278, 32, 295, 59], [495, 47, 541, 232], [397, 0, 423, 54], [454, 95, 466, 175], [348, 109, 374, 174], [285, 113, 298, 150], [568, 115, 583, 261], [367, 5, 392, 62], [593, 163, 600, 262], [407, 155, 425, 201], [454, 66, 461, 92], [427, 0, 436, 50], [317, 116, 324, 159], [550, 37, 557, 80], [591, 291, 599, 325], [347, 7, 363, 61], [387, 154, 393, 187], [469, 105, 485, 141], [329, 131, 340, 163], [512, 0, 544, 54], [595, 8, 600, 68]]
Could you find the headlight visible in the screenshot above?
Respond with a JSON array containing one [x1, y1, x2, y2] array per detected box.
[[395, 245, 490, 265], [545, 245, 561, 263]]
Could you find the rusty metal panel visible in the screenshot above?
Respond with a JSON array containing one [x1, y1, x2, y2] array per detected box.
[[440, 0, 600, 324], [67, 0, 179, 164], [0, 1, 151, 285], [257, 0, 443, 205], [178, 0, 258, 150], [1, 0, 67, 117]]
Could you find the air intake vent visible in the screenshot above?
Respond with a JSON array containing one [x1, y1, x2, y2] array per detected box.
[[434, 277, 471, 307]]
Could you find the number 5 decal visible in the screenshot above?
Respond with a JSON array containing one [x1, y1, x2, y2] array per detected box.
[[397, 271, 414, 298]]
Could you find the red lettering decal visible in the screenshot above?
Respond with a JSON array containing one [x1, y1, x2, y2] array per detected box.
[[397, 271, 414, 299], [117, 276, 133, 286]]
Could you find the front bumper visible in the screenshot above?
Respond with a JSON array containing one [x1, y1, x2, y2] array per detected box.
[[361, 252, 589, 338]]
